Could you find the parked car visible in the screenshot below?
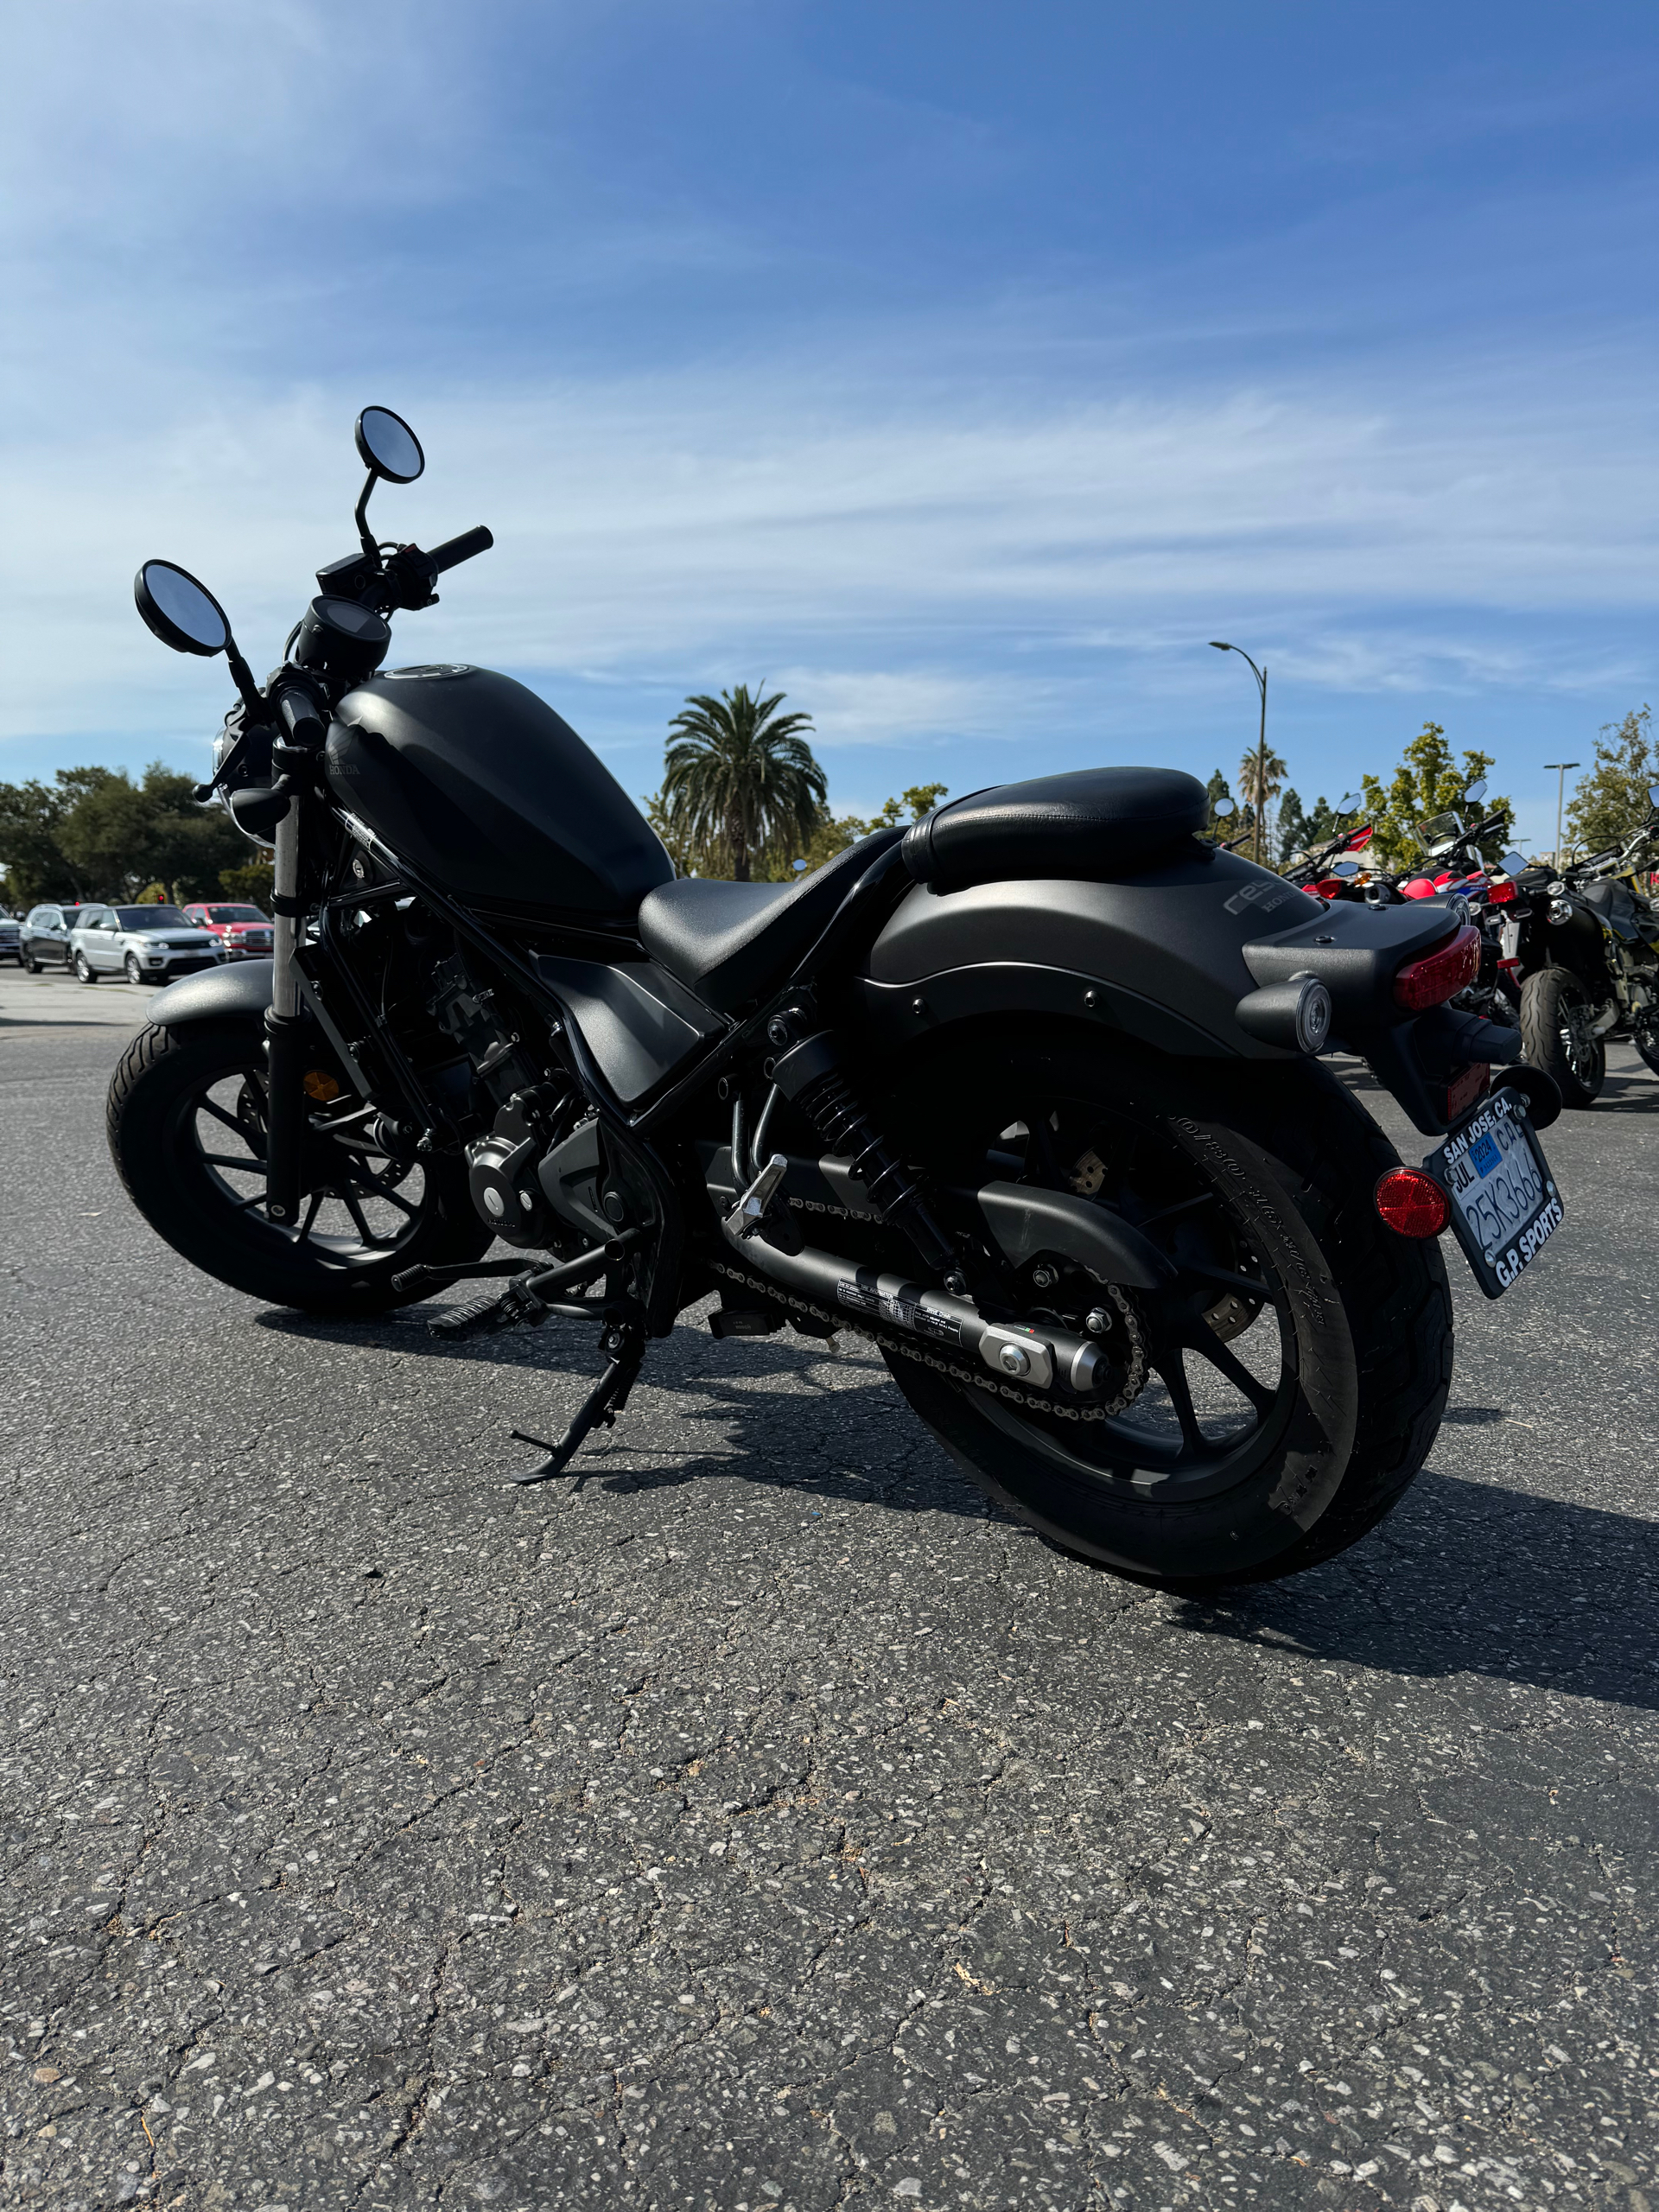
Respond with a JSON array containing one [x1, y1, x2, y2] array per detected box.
[[65, 905, 226, 986], [0, 914, 20, 964], [20, 904, 98, 970], [181, 900, 274, 959]]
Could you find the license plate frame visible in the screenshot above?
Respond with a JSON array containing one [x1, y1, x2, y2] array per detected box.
[[1421, 1084, 1564, 1300]]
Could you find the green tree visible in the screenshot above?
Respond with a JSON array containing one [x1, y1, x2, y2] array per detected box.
[[1565, 706, 1656, 860], [660, 685, 826, 882], [1277, 789, 1308, 866], [54, 763, 246, 901], [0, 773, 94, 906], [219, 855, 276, 908], [771, 781, 949, 879], [1358, 723, 1505, 868]]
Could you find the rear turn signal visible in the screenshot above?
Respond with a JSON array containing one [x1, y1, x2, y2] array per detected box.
[[1374, 1167, 1449, 1238], [1391, 924, 1480, 1011]]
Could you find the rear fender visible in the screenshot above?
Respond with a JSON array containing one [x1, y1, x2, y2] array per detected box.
[[858, 857, 1464, 1061]]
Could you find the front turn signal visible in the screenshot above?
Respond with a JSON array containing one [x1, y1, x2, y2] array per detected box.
[[1374, 1167, 1449, 1238], [1391, 924, 1480, 1011]]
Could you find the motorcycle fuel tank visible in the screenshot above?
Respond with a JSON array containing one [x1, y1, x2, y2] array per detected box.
[[325, 665, 674, 916]]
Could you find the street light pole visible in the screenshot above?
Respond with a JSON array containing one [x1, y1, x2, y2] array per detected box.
[[1210, 642, 1269, 866], [1541, 762, 1580, 868]]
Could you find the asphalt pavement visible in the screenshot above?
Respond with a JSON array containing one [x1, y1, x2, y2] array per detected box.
[[2, 963, 1656, 2212]]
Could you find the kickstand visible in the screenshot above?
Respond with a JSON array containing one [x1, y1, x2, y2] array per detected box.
[[508, 1322, 646, 1488]]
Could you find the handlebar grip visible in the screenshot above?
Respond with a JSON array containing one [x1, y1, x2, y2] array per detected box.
[[428, 524, 493, 575], [275, 686, 326, 747]]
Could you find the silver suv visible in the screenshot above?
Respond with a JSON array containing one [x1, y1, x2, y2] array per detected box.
[[67, 905, 226, 986]]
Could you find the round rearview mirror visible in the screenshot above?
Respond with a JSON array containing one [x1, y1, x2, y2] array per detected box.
[[1464, 778, 1488, 805], [1331, 859, 1361, 878], [1211, 797, 1237, 820], [134, 560, 229, 657], [1501, 850, 1528, 876], [355, 405, 425, 484], [1338, 792, 1361, 815]]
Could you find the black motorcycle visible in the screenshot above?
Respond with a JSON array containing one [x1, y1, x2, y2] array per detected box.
[[1507, 794, 1659, 1108], [109, 407, 1567, 1591]]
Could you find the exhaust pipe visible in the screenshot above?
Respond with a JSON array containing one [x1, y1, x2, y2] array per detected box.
[[720, 1176, 1114, 1395]]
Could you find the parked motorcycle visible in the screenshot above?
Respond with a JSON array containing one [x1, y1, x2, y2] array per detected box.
[[110, 408, 1568, 1591], [1507, 792, 1659, 1106]]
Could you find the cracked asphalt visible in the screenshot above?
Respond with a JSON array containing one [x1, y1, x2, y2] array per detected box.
[[2, 966, 1656, 2212]]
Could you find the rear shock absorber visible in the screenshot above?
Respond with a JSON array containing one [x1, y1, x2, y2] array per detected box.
[[766, 1016, 964, 1288]]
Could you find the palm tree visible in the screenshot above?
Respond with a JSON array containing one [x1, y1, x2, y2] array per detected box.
[[662, 685, 828, 881], [1238, 745, 1288, 866]]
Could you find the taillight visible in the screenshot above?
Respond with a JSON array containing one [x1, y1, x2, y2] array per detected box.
[[1392, 924, 1480, 1010], [1488, 880, 1516, 905], [1374, 1168, 1449, 1237]]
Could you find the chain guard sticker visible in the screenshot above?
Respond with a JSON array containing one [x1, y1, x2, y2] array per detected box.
[[835, 1279, 963, 1344]]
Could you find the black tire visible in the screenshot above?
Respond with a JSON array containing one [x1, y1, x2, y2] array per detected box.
[[22, 949, 38, 974], [107, 1018, 493, 1314], [1632, 1007, 1659, 1080], [124, 954, 144, 987], [73, 951, 98, 985], [1519, 966, 1605, 1108], [874, 1031, 1453, 1592]]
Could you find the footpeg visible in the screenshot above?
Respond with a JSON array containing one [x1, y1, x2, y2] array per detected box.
[[723, 1153, 789, 1240], [429, 1277, 547, 1339]]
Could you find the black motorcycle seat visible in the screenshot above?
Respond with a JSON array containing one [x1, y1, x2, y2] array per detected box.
[[636, 828, 906, 1012], [1581, 876, 1648, 939], [901, 766, 1208, 891]]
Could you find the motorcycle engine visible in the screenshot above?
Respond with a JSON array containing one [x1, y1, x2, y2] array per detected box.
[[424, 952, 570, 1249], [468, 1095, 555, 1248]]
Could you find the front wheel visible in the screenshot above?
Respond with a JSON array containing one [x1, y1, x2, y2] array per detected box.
[[878, 1032, 1453, 1591], [124, 954, 145, 986], [22, 949, 39, 974], [107, 1019, 493, 1313], [1519, 966, 1605, 1107], [73, 951, 98, 985]]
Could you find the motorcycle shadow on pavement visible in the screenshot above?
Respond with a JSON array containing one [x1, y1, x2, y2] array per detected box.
[[255, 1312, 1658, 1707], [1171, 1465, 1659, 1713], [253, 1304, 1003, 1523]]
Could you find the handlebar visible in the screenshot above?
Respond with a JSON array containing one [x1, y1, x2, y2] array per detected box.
[[427, 524, 493, 575]]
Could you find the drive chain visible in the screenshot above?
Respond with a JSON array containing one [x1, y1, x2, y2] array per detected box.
[[709, 1258, 1147, 1421]]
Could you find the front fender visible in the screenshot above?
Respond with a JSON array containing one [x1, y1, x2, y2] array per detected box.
[[149, 957, 272, 1028]]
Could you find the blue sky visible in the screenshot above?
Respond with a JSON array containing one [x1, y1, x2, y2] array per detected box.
[[3, 0, 1656, 848]]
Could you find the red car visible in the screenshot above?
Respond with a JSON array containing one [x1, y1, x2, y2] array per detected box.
[[182, 901, 275, 960]]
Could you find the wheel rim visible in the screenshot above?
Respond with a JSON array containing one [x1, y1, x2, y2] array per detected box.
[[179, 1058, 433, 1269], [936, 1088, 1299, 1501]]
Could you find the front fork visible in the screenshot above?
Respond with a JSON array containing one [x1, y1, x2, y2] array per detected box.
[[264, 791, 307, 1225]]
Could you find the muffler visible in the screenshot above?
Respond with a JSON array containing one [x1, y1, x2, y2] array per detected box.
[[719, 1168, 1115, 1395]]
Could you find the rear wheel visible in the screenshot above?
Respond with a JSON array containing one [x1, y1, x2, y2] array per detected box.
[[876, 1032, 1453, 1591], [1519, 966, 1605, 1107], [107, 1019, 492, 1314]]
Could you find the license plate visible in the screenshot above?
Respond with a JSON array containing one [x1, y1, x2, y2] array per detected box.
[[1423, 1084, 1563, 1300]]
